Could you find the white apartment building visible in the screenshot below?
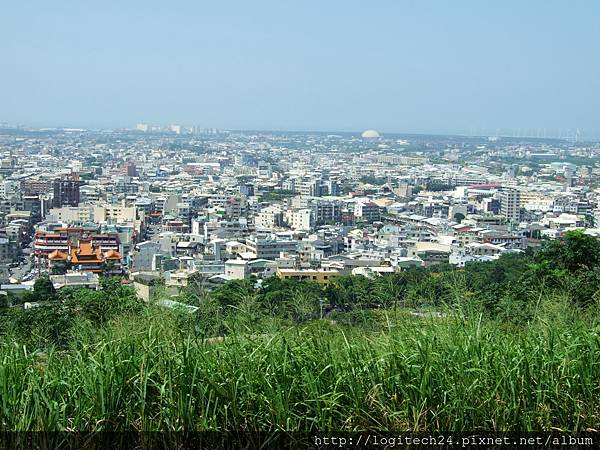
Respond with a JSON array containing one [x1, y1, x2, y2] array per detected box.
[[287, 209, 312, 231], [500, 189, 521, 223]]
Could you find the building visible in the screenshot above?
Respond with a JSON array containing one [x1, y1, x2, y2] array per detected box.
[[239, 183, 255, 197], [51, 272, 100, 290], [255, 206, 283, 229], [393, 183, 413, 199], [131, 272, 161, 302], [310, 199, 342, 224], [288, 209, 312, 231], [52, 175, 80, 208], [355, 201, 381, 223], [500, 189, 521, 223], [131, 241, 161, 271], [34, 228, 120, 261], [277, 268, 340, 284], [22, 178, 53, 195], [69, 240, 122, 275], [164, 269, 197, 288], [47, 250, 69, 274], [224, 196, 247, 219], [224, 259, 249, 280], [0, 230, 20, 260], [123, 161, 138, 177], [245, 236, 298, 260], [95, 205, 137, 223], [296, 177, 322, 197], [48, 205, 94, 223], [410, 242, 452, 266]]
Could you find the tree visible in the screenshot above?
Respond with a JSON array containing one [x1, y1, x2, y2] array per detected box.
[[534, 230, 600, 273], [525, 231, 600, 306], [210, 279, 255, 308], [194, 297, 225, 338], [32, 276, 56, 301], [100, 276, 121, 292], [259, 277, 321, 321], [326, 275, 379, 310], [183, 273, 211, 306], [453, 212, 466, 224]]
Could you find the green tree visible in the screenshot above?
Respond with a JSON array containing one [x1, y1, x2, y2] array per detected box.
[[29, 276, 57, 302], [453, 212, 466, 223], [259, 277, 321, 321], [534, 230, 600, 273], [182, 272, 211, 306], [210, 279, 255, 308]]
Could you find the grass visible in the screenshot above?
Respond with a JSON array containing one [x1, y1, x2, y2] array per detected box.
[[1, 304, 599, 432]]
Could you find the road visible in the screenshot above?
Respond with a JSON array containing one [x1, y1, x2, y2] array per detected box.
[[8, 258, 34, 282]]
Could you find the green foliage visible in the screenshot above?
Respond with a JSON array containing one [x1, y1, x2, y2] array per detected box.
[[209, 279, 255, 308], [262, 277, 323, 321], [0, 311, 599, 431], [530, 231, 600, 306], [99, 276, 122, 292], [0, 230, 599, 431], [425, 182, 453, 191], [453, 212, 465, 223], [534, 230, 600, 273], [0, 302, 76, 349], [32, 276, 56, 300], [0, 285, 144, 350], [359, 175, 387, 185], [183, 231, 600, 328], [259, 190, 295, 202], [328, 308, 387, 331], [179, 273, 211, 306]]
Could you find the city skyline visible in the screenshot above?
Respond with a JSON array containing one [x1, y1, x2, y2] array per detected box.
[[3, 1, 600, 440], [0, 120, 593, 142]]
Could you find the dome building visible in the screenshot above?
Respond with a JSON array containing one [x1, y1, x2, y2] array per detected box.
[[361, 130, 380, 139]]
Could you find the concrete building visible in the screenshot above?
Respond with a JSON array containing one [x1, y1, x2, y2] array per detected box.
[[288, 209, 312, 231], [277, 268, 340, 284], [224, 259, 249, 280], [245, 236, 298, 260], [500, 189, 521, 223], [355, 201, 381, 223], [131, 241, 161, 271], [52, 175, 80, 208]]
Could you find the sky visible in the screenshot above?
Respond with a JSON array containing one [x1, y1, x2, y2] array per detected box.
[[1, 1, 600, 136]]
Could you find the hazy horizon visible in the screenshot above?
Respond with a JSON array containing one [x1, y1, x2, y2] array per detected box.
[[2, 1, 600, 137]]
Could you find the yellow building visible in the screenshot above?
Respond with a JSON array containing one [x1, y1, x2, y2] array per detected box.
[[276, 268, 340, 284]]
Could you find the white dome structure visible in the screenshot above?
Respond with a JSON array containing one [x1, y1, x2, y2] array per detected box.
[[361, 129, 380, 138]]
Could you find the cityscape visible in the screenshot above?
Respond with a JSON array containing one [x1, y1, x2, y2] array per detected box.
[[0, 124, 598, 293], [2, 0, 600, 445]]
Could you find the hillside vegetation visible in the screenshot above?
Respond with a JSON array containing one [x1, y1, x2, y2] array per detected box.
[[1, 231, 599, 431]]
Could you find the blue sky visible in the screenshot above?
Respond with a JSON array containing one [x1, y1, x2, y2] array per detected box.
[[1, 1, 599, 136]]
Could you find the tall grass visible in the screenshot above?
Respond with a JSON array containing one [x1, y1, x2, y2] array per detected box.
[[1, 302, 599, 432]]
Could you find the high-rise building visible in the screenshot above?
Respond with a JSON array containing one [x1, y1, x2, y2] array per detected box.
[[52, 174, 80, 208], [123, 161, 138, 177], [500, 189, 521, 223], [393, 183, 413, 199], [296, 177, 322, 197], [565, 168, 575, 187], [239, 183, 255, 197]]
